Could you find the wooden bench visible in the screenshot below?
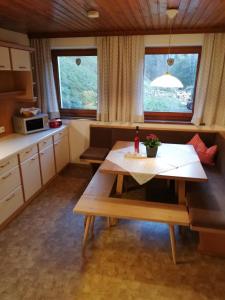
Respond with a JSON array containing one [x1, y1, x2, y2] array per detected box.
[[80, 169, 117, 227], [74, 194, 189, 264]]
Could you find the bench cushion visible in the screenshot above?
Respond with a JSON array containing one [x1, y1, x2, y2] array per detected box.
[[188, 166, 225, 231], [80, 147, 109, 162]]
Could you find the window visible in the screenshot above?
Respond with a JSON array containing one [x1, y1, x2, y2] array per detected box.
[[144, 47, 201, 122], [52, 49, 97, 118]]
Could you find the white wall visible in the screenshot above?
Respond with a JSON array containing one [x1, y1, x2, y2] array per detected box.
[[50, 34, 204, 49], [144, 34, 204, 47], [52, 33, 205, 163], [50, 37, 96, 49], [0, 27, 29, 46]]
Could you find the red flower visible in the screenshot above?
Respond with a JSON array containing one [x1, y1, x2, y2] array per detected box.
[[146, 134, 158, 140]]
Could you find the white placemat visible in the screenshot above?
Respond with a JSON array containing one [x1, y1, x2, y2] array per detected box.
[[106, 143, 199, 185]]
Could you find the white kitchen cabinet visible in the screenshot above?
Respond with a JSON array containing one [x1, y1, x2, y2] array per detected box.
[[20, 153, 41, 201], [10, 48, 31, 71], [39, 144, 56, 185], [0, 154, 18, 176], [0, 166, 21, 199], [54, 135, 70, 173], [19, 144, 38, 163], [0, 186, 24, 225], [0, 47, 11, 71]]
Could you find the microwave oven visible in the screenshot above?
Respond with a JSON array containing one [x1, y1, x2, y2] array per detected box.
[[13, 113, 49, 134]]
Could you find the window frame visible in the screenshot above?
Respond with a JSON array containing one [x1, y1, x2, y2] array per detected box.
[[144, 46, 202, 122], [51, 48, 97, 118]]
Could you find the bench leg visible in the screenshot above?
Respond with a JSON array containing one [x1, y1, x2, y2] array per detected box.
[[90, 216, 95, 236], [84, 215, 87, 228], [83, 216, 92, 250], [169, 224, 177, 264], [107, 217, 111, 228]]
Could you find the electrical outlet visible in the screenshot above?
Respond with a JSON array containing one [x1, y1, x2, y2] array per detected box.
[[0, 126, 5, 134]]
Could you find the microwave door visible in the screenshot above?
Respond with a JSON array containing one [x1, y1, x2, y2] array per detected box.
[[26, 118, 44, 133]]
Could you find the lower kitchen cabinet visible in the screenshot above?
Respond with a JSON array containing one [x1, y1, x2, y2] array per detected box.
[[39, 144, 56, 185], [20, 153, 42, 201], [0, 186, 24, 225], [0, 126, 69, 228], [54, 135, 70, 173]]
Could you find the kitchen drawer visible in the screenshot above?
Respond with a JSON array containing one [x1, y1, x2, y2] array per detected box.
[[0, 186, 24, 225], [19, 144, 38, 163], [0, 155, 18, 176], [53, 128, 68, 142], [0, 166, 21, 199], [38, 136, 53, 151]]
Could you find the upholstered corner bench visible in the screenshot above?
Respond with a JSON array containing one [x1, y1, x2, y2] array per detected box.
[[187, 132, 225, 255], [79, 124, 225, 256]]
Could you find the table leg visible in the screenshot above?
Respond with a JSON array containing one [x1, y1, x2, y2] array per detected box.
[[110, 175, 124, 226], [177, 180, 186, 205], [116, 174, 124, 195]]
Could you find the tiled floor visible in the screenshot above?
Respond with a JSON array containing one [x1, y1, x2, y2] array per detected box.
[[0, 165, 225, 300]]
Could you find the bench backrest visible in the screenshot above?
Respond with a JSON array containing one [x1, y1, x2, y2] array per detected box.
[[215, 132, 225, 175], [90, 126, 217, 149]]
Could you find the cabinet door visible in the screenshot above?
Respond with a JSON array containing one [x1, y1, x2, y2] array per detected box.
[[0, 166, 21, 199], [0, 186, 24, 225], [54, 135, 69, 173], [39, 145, 56, 185], [21, 154, 41, 201], [0, 47, 11, 71], [11, 48, 31, 71]]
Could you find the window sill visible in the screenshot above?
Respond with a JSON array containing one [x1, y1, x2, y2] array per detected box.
[[60, 115, 97, 121], [144, 119, 193, 125]]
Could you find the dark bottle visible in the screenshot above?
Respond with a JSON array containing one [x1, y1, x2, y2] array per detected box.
[[134, 126, 140, 153]]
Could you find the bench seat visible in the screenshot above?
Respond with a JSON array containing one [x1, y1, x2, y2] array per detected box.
[[188, 166, 225, 231], [76, 195, 189, 226], [80, 146, 109, 164], [74, 193, 189, 263]]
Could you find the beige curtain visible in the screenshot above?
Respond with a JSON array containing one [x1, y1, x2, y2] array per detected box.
[[30, 39, 59, 119], [192, 33, 225, 126], [97, 36, 144, 122]]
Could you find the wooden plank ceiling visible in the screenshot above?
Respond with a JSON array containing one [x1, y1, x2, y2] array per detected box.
[[0, 0, 225, 37]]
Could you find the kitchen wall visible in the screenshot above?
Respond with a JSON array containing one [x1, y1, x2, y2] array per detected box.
[[51, 34, 206, 163]]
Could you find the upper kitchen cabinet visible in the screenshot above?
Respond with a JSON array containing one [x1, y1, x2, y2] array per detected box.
[[10, 48, 31, 71], [0, 47, 11, 71]]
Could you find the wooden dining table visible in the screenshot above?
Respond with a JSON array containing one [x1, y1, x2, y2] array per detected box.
[[99, 141, 208, 205]]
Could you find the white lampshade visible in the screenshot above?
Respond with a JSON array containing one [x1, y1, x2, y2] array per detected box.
[[150, 72, 184, 88]]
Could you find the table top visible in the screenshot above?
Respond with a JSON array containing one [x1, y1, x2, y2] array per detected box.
[[99, 141, 208, 182]]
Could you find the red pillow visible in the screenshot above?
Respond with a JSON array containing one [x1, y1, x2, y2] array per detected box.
[[187, 134, 217, 165], [198, 145, 218, 166]]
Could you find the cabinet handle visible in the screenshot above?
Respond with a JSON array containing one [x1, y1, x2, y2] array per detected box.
[[0, 65, 6, 68], [1, 172, 12, 180], [40, 152, 44, 156], [25, 148, 32, 154], [5, 193, 16, 202], [31, 157, 36, 161], [0, 161, 10, 168], [19, 66, 26, 69]]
